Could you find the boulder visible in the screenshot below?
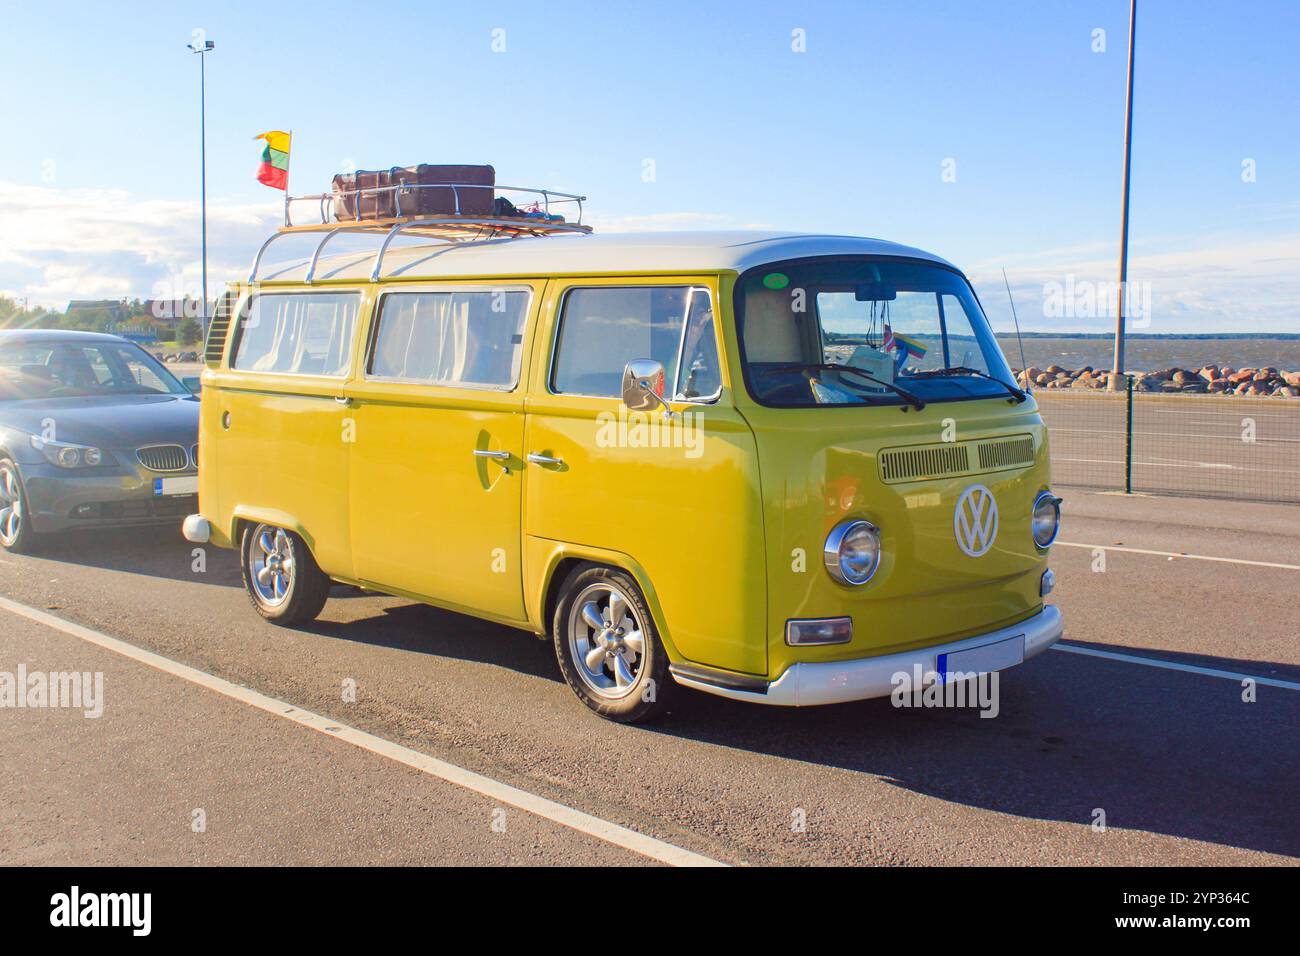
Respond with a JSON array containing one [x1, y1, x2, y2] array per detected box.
[[1228, 369, 1256, 384], [1283, 371, 1300, 387]]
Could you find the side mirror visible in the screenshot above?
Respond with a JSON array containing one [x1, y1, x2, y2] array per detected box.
[[182, 376, 202, 395], [621, 359, 671, 414]]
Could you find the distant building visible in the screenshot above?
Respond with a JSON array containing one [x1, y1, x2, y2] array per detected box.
[[66, 299, 126, 321]]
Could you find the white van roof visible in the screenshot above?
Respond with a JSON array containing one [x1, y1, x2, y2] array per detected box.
[[255, 230, 958, 284]]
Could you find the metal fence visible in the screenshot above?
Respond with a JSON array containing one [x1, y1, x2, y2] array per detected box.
[[1036, 382, 1300, 503]]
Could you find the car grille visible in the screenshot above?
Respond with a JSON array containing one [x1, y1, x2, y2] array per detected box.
[[879, 434, 1036, 483], [136, 444, 191, 473]]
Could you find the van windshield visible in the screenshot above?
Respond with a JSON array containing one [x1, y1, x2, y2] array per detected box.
[[736, 257, 1017, 408]]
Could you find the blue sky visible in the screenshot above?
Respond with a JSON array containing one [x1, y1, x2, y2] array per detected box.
[[1, 0, 1297, 331]]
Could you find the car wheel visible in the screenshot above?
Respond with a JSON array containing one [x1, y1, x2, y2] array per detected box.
[[239, 523, 331, 626], [553, 564, 673, 723], [0, 458, 39, 554]]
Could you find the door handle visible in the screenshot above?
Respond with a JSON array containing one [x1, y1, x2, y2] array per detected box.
[[474, 449, 512, 474], [334, 396, 354, 407], [527, 453, 564, 467]]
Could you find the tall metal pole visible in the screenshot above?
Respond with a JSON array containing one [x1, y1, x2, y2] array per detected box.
[[199, 51, 208, 335], [1111, 0, 1137, 389], [189, 38, 214, 335]]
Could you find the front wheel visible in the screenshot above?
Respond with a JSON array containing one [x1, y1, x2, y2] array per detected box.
[[239, 523, 331, 626], [0, 459, 39, 554], [553, 565, 674, 723]]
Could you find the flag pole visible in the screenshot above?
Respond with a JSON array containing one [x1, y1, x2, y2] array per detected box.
[[283, 130, 293, 226]]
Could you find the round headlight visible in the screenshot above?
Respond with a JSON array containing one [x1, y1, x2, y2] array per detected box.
[[1031, 491, 1061, 548], [56, 446, 81, 468], [824, 519, 882, 586], [83, 448, 102, 466]]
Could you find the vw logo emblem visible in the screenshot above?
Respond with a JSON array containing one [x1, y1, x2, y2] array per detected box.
[[954, 484, 998, 557]]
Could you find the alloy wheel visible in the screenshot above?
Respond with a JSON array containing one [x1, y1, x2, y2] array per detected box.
[[566, 582, 647, 699]]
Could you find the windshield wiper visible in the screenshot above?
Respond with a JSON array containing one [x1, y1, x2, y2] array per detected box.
[[764, 363, 926, 411], [908, 366, 1026, 403]]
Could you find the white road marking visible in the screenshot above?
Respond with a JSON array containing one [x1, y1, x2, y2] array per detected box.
[[1055, 540, 1300, 571], [1053, 643, 1300, 691], [0, 594, 726, 868]]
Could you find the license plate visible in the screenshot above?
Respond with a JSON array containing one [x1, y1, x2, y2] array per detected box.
[[153, 476, 198, 496], [937, 636, 1025, 683]]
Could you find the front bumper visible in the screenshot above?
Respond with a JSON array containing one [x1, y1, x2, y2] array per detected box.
[[671, 605, 1063, 706], [23, 465, 197, 533]]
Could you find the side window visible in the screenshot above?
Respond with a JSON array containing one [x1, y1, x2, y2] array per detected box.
[[552, 285, 718, 401], [368, 288, 529, 389], [232, 293, 359, 376], [674, 290, 721, 401]]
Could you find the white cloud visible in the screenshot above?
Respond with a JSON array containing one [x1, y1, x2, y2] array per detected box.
[[0, 181, 279, 309], [3, 180, 1296, 332], [970, 230, 1300, 333]]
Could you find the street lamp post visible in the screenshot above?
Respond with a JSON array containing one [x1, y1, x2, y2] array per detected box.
[[1111, 0, 1137, 389], [188, 36, 214, 336]]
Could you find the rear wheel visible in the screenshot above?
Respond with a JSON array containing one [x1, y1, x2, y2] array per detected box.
[[239, 523, 331, 625], [553, 564, 673, 723], [0, 459, 39, 554]]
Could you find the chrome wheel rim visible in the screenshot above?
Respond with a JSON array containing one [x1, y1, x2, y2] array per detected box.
[[0, 465, 23, 547], [567, 582, 646, 700], [249, 524, 294, 607]]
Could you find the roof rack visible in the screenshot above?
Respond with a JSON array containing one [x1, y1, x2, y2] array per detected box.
[[250, 184, 592, 283]]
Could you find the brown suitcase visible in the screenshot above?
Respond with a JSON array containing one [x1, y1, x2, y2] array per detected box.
[[331, 169, 396, 221], [391, 164, 495, 217]]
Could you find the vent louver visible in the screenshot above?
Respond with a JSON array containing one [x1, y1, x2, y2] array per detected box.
[[976, 436, 1035, 471], [204, 291, 235, 367], [879, 434, 1036, 484]]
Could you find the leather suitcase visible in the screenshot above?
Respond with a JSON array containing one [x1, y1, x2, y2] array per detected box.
[[332, 169, 395, 220], [391, 164, 495, 217]]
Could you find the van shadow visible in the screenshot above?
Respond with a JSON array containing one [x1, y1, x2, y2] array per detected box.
[[300, 595, 1297, 858], [652, 648, 1300, 859], [302, 600, 562, 682]]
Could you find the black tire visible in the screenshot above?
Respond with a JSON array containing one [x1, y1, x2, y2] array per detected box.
[[0, 458, 40, 554], [239, 523, 331, 626], [552, 563, 674, 723]]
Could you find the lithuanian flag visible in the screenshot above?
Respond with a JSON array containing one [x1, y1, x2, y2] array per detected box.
[[254, 130, 291, 190]]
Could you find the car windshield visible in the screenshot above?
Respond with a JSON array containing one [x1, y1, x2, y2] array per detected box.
[[736, 257, 1017, 408], [0, 340, 189, 401]]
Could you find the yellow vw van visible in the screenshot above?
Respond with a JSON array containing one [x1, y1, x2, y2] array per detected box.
[[186, 225, 1063, 722]]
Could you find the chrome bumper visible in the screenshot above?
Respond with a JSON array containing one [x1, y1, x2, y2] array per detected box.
[[672, 605, 1063, 707]]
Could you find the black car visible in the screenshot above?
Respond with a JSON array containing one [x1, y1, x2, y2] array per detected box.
[[0, 330, 200, 552]]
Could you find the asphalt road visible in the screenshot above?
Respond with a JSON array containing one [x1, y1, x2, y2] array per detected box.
[[1037, 393, 1300, 502], [0, 491, 1296, 866]]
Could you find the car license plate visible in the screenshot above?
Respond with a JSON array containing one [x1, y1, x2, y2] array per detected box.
[[937, 636, 1025, 683], [154, 476, 198, 496]]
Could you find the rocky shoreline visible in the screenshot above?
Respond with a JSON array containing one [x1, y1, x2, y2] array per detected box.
[[1015, 365, 1300, 397]]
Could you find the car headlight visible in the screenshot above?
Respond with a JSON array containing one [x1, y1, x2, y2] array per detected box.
[[823, 519, 882, 586], [30, 436, 107, 469], [1031, 491, 1062, 548]]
